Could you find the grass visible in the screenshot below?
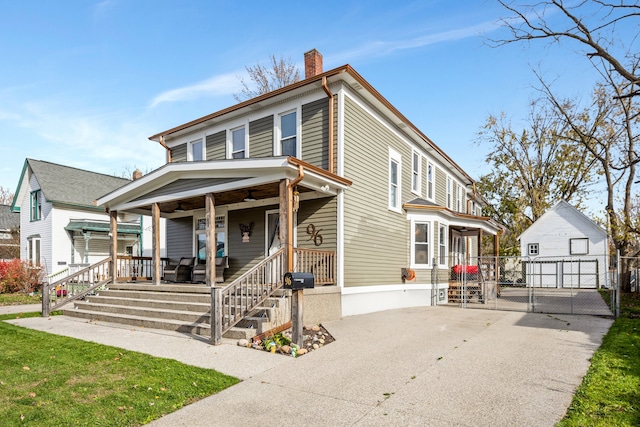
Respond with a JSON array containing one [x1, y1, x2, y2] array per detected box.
[[0, 313, 240, 426], [558, 292, 640, 426], [0, 293, 41, 305]]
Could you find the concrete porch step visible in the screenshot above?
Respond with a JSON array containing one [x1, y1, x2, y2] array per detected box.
[[72, 301, 210, 323], [85, 295, 211, 312], [109, 283, 211, 294], [98, 289, 211, 304]]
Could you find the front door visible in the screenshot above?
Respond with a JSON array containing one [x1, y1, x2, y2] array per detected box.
[[265, 210, 280, 257]]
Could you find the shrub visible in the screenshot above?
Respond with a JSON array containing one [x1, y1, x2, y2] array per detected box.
[[0, 260, 43, 294]]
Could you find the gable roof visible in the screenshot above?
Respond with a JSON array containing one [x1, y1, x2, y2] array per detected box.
[[0, 204, 19, 231], [148, 64, 476, 186], [519, 200, 607, 241], [11, 159, 131, 212]]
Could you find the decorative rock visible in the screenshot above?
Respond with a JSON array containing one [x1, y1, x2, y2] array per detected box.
[[280, 345, 291, 354], [319, 338, 325, 344], [297, 348, 308, 355], [312, 343, 319, 350], [311, 325, 321, 332], [237, 339, 249, 347]]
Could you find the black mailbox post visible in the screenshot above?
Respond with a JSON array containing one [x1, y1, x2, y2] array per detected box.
[[284, 272, 314, 290]]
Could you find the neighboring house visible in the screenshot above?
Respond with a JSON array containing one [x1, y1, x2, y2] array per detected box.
[[519, 200, 608, 288], [97, 49, 503, 321], [10, 159, 165, 279], [0, 204, 20, 260]]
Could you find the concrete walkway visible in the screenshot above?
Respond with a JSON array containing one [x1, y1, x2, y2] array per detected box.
[[0, 303, 41, 315], [6, 306, 612, 426]]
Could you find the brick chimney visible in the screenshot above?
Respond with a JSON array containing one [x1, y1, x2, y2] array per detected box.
[[304, 49, 323, 79]]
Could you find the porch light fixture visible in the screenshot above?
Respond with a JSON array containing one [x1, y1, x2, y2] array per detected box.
[[174, 202, 186, 212], [244, 190, 256, 202]]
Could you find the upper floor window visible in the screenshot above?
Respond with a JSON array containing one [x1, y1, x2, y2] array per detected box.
[[427, 162, 434, 200], [412, 151, 421, 194], [389, 148, 402, 211], [457, 185, 463, 212], [280, 111, 297, 157], [446, 177, 452, 209], [30, 190, 41, 221], [231, 126, 246, 159], [189, 138, 203, 161], [412, 221, 430, 266]]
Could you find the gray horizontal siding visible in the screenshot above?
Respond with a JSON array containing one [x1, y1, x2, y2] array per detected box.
[[225, 205, 274, 282], [435, 168, 446, 207], [342, 96, 410, 287], [296, 197, 337, 251], [249, 115, 274, 158], [301, 98, 329, 169], [171, 143, 188, 162], [206, 131, 226, 160], [166, 217, 193, 261]]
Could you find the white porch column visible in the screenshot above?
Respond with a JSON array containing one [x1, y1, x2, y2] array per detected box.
[[152, 203, 161, 285]]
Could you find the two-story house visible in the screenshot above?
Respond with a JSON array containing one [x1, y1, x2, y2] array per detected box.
[[94, 49, 502, 328], [11, 159, 165, 281]]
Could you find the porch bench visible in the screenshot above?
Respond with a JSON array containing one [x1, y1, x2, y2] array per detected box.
[[192, 256, 228, 284], [163, 257, 195, 283]]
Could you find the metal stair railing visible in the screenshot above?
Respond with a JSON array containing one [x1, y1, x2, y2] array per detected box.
[[211, 248, 285, 344], [42, 257, 111, 316]]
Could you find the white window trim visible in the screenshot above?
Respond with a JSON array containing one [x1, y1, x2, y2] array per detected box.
[[388, 147, 402, 212], [275, 107, 301, 158], [426, 161, 435, 201], [228, 124, 249, 159], [411, 219, 432, 268], [446, 176, 452, 209], [411, 150, 421, 195], [528, 243, 539, 256], [188, 137, 205, 162], [570, 238, 589, 255], [438, 223, 448, 267]]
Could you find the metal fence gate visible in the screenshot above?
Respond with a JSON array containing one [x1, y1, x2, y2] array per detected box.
[[448, 255, 616, 316]]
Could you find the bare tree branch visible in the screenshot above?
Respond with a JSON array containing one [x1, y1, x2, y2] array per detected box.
[[234, 54, 301, 102]]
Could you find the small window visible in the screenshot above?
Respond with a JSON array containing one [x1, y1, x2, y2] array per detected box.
[[570, 238, 589, 255], [231, 127, 246, 159], [30, 190, 41, 221], [28, 237, 41, 266], [427, 162, 434, 200], [413, 221, 430, 266], [528, 243, 539, 256], [457, 185, 463, 212], [389, 148, 402, 211], [280, 111, 297, 157], [189, 138, 204, 161], [411, 151, 420, 194], [439, 225, 447, 266], [446, 177, 452, 209]]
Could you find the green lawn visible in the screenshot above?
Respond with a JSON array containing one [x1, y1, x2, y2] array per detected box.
[[558, 292, 640, 426], [0, 312, 239, 426], [0, 293, 41, 305]]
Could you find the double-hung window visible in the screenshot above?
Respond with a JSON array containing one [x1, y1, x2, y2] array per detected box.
[[427, 162, 434, 200], [280, 111, 297, 157], [439, 225, 447, 266], [189, 138, 204, 161], [231, 127, 246, 159], [389, 148, 402, 211], [413, 221, 430, 266], [28, 237, 40, 266], [30, 190, 41, 221], [411, 151, 421, 194], [446, 177, 452, 209], [457, 185, 463, 212]]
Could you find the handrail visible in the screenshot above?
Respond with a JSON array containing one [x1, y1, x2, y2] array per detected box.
[[211, 248, 285, 344], [42, 257, 112, 316]]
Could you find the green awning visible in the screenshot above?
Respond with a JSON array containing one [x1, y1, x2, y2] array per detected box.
[[65, 220, 141, 235]]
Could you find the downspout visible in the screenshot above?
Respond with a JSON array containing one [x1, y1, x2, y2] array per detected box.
[[287, 165, 305, 271], [321, 76, 334, 174], [158, 135, 172, 163]]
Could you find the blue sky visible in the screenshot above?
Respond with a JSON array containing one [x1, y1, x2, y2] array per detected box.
[[0, 1, 609, 209]]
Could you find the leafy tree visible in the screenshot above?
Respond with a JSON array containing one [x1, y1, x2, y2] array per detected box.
[[476, 99, 597, 255], [234, 54, 301, 102]]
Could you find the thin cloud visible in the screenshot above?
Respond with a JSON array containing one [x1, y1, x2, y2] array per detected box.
[[149, 72, 243, 108], [327, 19, 502, 66]]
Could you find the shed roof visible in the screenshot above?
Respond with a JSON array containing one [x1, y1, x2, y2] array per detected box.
[[0, 204, 19, 230]]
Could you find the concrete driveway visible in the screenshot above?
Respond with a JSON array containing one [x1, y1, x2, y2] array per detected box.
[[8, 306, 612, 426]]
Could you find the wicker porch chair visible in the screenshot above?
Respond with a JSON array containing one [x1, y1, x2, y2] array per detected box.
[[163, 257, 195, 283]]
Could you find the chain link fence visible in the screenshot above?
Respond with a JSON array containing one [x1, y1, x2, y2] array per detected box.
[[447, 254, 616, 316]]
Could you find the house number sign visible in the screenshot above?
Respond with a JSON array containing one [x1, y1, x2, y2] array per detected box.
[[306, 224, 323, 246]]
